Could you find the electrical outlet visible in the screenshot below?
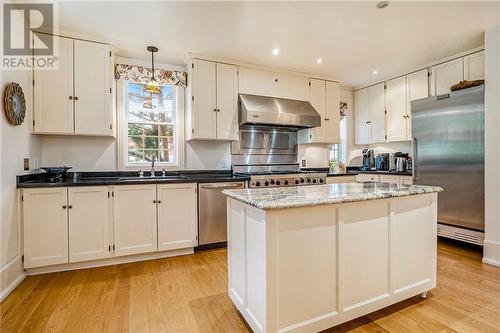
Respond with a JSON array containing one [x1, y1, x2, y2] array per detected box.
[[23, 158, 30, 171], [301, 159, 306, 167]]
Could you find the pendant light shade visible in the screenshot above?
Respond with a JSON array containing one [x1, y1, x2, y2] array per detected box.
[[145, 46, 161, 95]]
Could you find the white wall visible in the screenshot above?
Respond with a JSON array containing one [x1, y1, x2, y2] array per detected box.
[[483, 26, 500, 267], [185, 141, 231, 170], [1, 28, 42, 300]]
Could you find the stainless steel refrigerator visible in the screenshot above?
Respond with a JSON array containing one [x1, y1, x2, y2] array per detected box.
[[411, 85, 484, 244]]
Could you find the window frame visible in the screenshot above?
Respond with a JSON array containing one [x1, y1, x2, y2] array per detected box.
[[117, 78, 185, 171]]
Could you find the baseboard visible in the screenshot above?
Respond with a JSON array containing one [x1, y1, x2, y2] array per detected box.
[[0, 255, 26, 303], [483, 239, 500, 267], [26, 247, 194, 275]]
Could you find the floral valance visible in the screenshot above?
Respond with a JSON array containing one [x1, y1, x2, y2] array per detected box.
[[115, 64, 187, 87]]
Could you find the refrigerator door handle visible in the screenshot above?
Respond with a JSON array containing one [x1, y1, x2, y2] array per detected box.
[[412, 137, 418, 182]]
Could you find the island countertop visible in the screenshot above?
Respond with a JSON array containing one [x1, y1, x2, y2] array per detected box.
[[223, 182, 443, 210]]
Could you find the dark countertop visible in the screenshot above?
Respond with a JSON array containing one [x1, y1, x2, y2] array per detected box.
[[17, 170, 250, 188], [300, 167, 358, 177], [347, 167, 413, 177]]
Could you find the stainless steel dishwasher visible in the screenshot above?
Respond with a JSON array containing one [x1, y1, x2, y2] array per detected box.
[[198, 181, 245, 247]]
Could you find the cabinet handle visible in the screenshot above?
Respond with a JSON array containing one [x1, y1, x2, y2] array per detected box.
[[62, 205, 67, 209], [74, 96, 79, 101], [68, 96, 73, 100]]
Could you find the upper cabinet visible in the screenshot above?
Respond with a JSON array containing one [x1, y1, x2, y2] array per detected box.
[[430, 58, 463, 96], [463, 50, 485, 81], [239, 67, 309, 101], [298, 79, 340, 144], [386, 76, 408, 142], [186, 59, 238, 141], [354, 83, 385, 145], [33, 35, 114, 136]]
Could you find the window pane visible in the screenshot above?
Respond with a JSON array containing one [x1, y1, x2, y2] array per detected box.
[[128, 136, 143, 149], [128, 149, 143, 162], [144, 150, 158, 162], [158, 149, 173, 162], [144, 137, 158, 149], [159, 137, 174, 149], [143, 124, 158, 136], [158, 125, 173, 137]]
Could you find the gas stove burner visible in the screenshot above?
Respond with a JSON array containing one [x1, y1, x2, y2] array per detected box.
[[247, 172, 327, 188]]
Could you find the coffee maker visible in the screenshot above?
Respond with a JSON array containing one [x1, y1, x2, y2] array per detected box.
[[361, 149, 375, 171]]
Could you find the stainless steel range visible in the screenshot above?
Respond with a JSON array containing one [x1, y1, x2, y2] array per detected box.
[[231, 125, 326, 188]]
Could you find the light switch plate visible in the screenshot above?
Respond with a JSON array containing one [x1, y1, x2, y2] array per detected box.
[[23, 158, 29, 171], [301, 160, 306, 167]]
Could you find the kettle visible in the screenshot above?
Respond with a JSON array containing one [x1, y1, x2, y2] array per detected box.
[[395, 157, 406, 172]]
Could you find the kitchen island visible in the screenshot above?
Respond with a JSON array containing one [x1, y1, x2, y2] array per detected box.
[[223, 182, 442, 333]]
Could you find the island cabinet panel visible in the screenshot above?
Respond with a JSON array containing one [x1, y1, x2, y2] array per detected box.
[[272, 205, 337, 330], [391, 195, 436, 293], [113, 185, 158, 256], [339, 200, 390, 311], [227, 200, 246, 309]]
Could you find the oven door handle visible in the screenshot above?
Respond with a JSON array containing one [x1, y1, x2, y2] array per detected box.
[[200, 183, 244, 190]]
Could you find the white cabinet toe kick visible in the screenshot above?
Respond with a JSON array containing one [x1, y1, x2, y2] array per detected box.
[[226, 194, 438, 333]]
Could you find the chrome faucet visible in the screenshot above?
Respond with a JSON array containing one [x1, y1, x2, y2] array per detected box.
[[150, 158, 156, 178], [161, 168, 166, 177]]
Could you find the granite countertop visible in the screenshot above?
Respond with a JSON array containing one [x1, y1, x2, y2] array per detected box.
[[17, 171, 250, 188], [223, 182, 442, 210]]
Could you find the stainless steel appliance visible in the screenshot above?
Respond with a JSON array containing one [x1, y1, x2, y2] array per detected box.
[[198, 181, 245, 247], [239, 94, 321, 128], [412, 85, 484, 245], [361, 149, 374, 170], [375, 153, 390, 171], [247, 172, 326, 188]]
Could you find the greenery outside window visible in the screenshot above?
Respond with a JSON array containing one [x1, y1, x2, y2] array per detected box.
[[125, 82, 177, 165]]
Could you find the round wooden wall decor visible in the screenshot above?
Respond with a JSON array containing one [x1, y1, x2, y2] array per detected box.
[[3, 82, 26, 126]]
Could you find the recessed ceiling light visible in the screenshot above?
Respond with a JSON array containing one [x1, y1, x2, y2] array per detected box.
[[376, 1, 389, 9], [272, 48, 280, 56], [372, 70, 379, 75], [316, 58, 323, 64]]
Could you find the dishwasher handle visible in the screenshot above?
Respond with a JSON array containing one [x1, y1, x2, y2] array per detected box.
[[200, 183, 244, 190]]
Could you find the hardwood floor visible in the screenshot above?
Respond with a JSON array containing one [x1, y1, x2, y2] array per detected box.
[[1, 239, 499, 333]]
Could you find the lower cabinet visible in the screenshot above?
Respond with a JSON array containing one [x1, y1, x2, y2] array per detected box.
[[157, 183, 197, 251], [113, 184, 158, 256], [326, 176, 356, 184], [23, 183, 199, 269], [68, 186, 112, 263], [355, 174, 380, 182], [23, 188, 69, 268]]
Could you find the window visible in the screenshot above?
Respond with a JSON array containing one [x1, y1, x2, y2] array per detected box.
[[125, 82, 178, 165], [329, 144, 340, 163]]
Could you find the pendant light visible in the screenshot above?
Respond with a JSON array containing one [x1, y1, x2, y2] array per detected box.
[[145, 46, 161, 95]]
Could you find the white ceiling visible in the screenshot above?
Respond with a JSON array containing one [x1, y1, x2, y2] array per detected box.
[[56, 1, 500, 87]]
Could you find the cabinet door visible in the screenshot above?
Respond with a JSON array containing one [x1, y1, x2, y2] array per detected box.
[[216, 63, 238, 140], [325, 81, 340, 143], [386, 77, 407, 142], [354, 88, 370, 145], [463, 51, 484, 81], [157, 183, 197, 251], [277, 73, 309, 101], [430, 58, 463, 96], [355, 174, 379, 182], [74, 40, 113, 135], [369, 83, 386, 143], [238, 67, 278, 97], [192, 59, 217, 139], [113, 185, 157, 256], [401, 177, 413, 186], [380, 175, 400, 185], [308, 79, 327, 143], [23, 188, 69, 268], [406, 69, 429, 140], [33, 36, 74, 134], [68, 186, 112, 263]]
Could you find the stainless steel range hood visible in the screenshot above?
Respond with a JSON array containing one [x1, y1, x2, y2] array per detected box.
[[239, 94, 321, 128]]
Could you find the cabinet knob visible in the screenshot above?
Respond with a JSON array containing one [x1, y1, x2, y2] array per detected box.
[[157, 200, 162, 204], [153, 200, 157, 204], [68, 96, 73, 100], [68, 205, 73, 209], [74, 96, 79, 101], [62, 205, 67, 209]]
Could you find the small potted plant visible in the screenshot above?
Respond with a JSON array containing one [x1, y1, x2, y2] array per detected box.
[[329, 159, 340, 174]]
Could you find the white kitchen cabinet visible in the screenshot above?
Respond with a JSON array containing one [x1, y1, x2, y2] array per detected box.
[[325, 81, 341, 143], [33, 35, 114, 136], [113, 185, 158, 256], [380, 175, 400, 184], [430, 58, 463, 96], [386, 76, 408, 142], [23, 188, 69, 268], [355, 174, 379, 182], [369, 83, 386, 143], [354, 88, 370, 145], [401, 176, 413, 185], [276, 73, 309, 101], [68, 186, 112, 263], [157, 183, 198, 251], [326, 175, 356, 184], [73, 40, 113, 135], [406, 69, 429, 140], [463, 51, 484, 81], [187, 59, 238, 140], [33, 36, 74, 134], [238, 67, 277, 97]]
